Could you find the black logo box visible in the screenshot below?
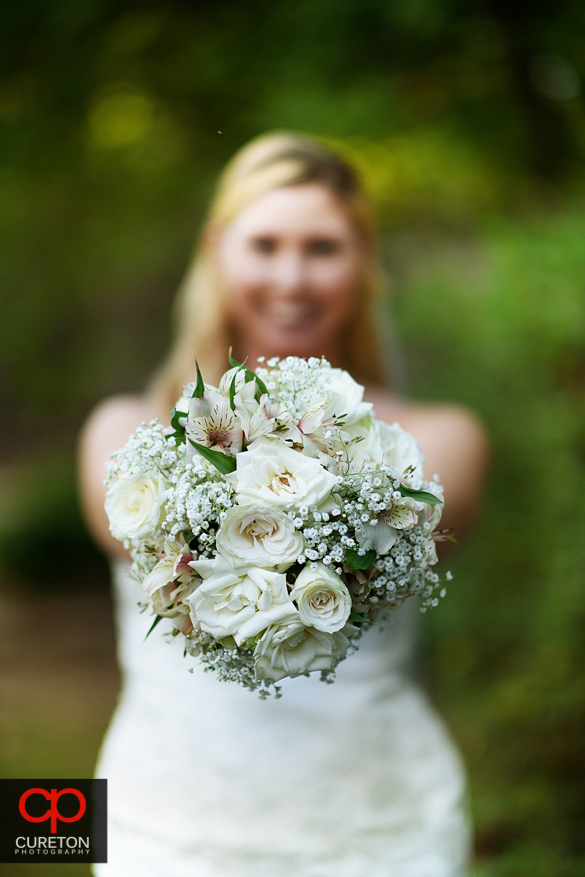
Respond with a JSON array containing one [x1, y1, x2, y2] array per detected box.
[[0, 779, 107, 864]]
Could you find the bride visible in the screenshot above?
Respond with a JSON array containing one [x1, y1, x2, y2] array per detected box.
[[79, 132, 487, 876]]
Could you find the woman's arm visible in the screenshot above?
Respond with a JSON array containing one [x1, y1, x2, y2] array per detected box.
[[405, 404, 488, 540], [78, 395, 163, 559], [366, 390, 489, 542]]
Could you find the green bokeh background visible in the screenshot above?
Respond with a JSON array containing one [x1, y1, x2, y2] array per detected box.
[[1, 2, 584, 875]]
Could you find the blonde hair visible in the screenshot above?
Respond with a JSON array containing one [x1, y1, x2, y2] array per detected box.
[[151, 132, 385, 408]]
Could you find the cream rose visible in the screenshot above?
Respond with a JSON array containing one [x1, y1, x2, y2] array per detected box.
[[321, 368, 373, 425], [187, 556, 296, 645], [290, 563, 352, 633], [377, 422, 424, 477], [216, 504, 303, 570], [254, 616, 352, 682], [343, 416, 382, 468], [105, 470, 168, 541], [231, 437, 338, 508]]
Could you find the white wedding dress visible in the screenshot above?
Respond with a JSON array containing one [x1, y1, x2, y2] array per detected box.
[[93, 561, 471, 877]]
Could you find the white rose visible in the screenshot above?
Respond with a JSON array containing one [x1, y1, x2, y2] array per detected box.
[[344, 420, 425, 476], [105, 471, 168, 541], [187, 556, 296, 645], [343, 415, 382, 468], [216, 504, 303, 570], [290, 563, 352, 633], [320, 368, 372, 425], [254, 616, 353, 682], [377, 422, 424, 478], [231, 437, 338, 508]]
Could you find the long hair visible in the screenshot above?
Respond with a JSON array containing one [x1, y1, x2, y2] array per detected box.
[[150, 132, 386, 408]]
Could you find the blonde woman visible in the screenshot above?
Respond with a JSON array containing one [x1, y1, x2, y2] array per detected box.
[[80, 132, 487, 877]]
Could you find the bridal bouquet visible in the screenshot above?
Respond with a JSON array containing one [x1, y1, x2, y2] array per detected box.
[[105, 353, 448, 696]]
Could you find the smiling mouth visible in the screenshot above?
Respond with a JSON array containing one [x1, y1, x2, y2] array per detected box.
[[260, 300, 318, 330]]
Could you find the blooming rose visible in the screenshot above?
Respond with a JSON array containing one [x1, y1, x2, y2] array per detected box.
[[187, 556, 296, 645], [290, 563, 352, 633], [231, 437, 338, 508], [321, 368, 373, 425], [377, 422, 424, 477], [216, 504, 303, 570], [254, 616, 352, 682], [343, 416, 382, 468], [105, 470, 168, 541], [345, 420, 424, 477]]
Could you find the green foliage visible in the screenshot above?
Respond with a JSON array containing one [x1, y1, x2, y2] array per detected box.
[[144, 614, 164, 640], [0, 453, 108, 588], [394, 210, 585, 871], [229, 348, 269, 397], [345, 548, 376, 570], [191, 360, 205, 399], [397, 484, 443, 504], [188, 440, 237, 474]]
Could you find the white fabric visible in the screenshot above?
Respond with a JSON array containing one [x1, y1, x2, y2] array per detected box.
[[93, 561, 471, 877]]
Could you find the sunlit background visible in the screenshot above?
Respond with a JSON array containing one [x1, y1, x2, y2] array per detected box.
[[1, 2, 584, 875]]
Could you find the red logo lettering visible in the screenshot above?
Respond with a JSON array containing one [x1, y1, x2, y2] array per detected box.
[[19, 788, 86, 834]]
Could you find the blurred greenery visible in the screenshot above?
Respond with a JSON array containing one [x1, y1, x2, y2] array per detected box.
[[1, 1, 585, 874]]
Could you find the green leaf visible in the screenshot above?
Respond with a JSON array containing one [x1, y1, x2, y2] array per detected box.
[[349, 609, 374, 625], [251, 370, 268, 398], [170, 406, 185, 433], [192, 358, 205, 398], [228, 372, 238, 411], [220, 635, 237, 649], [228, 347, 243, 369], [145, 614, 164, 640], [345, 548, 376, 570], [188, 439, 237, 474], [165, 429, 186, 444], [227, 347, 268, 398], [242, 634, 262, 650], [398, 484, 443, 505]]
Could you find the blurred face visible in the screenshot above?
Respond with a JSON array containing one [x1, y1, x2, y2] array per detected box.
[[215, 183, 366, 363]]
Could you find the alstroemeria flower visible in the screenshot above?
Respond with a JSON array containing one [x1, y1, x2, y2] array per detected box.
[[356, 515, 397, 556], [237, 398, 276, 444], [356, 499, 419, 556], [186, 398, 243, 454], [384, 497, 420, 529], [143, 534, 194, 596]]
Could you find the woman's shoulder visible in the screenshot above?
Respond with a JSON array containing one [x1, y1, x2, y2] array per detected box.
[[81, 393, 166, 450], [79, 394, 167, 559], [365, 388, 487, 456]]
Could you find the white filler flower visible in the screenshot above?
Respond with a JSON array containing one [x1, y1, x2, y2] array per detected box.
[[254, 616, 352, 682], [105, 470, 168, 541], [187, 556, 296, 645], [232, 437, 338, 508], [216, 504, 303, 570], [290, 563, 352, 633]]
